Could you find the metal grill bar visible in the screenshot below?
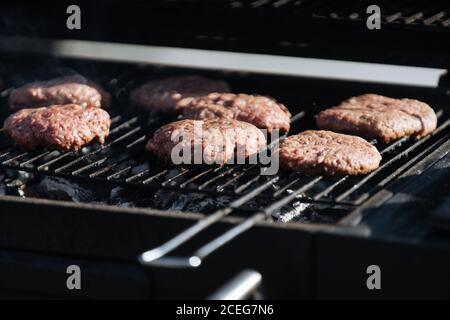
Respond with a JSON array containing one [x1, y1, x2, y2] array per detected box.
[[197, 166, 237, 190], [0, 147, 13, 160], [142, 169, 171, 184], [71, 158, 108, 175], [272, 176, 301, 197], [37, 152, 72, 171], [178, 167, 215, 188], [54, 126, 142, 173], [216, 165, 257, 192], [424, 12, 446, 25], [2, 151, 29, 165], [19, 151, 52, 167]]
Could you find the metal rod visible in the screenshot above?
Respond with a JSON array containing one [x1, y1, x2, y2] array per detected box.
[[207, 270, 263, 300], [423, 12, 446, 25], [54, 126, 142, 173], [193, 213, 266, 264]]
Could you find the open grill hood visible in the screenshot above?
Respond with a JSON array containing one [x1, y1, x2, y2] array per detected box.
[[1, 0, 450, 68]]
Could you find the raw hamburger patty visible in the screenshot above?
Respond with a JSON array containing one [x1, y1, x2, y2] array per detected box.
[[8, 75, 111, 111], [130, 75, 230, 112], [177, 93, 292, 133], [146, 119, 266, 165], [316, 94, 437, 143], [278, 130, 381, 175], [4, 104, 111, 151]]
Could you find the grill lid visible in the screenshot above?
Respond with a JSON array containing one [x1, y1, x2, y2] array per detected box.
[[1, 0, 450, 68]]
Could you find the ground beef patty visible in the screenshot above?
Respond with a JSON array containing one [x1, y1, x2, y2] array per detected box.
[[316, 94, 437, 143], [4, 104, 111, 151], [278, 130, 381, 175], [146, 119, 266, 165], [177, 93, 291, 133], [8, 75, 111, 111], [130, 76, 230, 112]]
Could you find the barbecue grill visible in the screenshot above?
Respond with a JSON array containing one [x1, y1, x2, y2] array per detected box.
[[0, 0, 450, 299]]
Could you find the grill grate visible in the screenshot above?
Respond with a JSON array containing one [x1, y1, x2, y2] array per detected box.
[[199, 0, 450, 28], [1, 76, 449, 213]]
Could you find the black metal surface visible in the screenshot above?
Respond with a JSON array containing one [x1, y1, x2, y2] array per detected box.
[[314, 141, 450, 299], [430, 197, 450, 230], [0, 249, 150, 299], [356, 142, 450, 241], [316, 231, 450, 299]]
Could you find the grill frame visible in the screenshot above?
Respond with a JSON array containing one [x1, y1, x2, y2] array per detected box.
[[0, 49, 449, 299], [0, 0, 450, 301]]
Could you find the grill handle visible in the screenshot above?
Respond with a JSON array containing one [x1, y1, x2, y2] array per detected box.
[[138, 212, 266, 268], [138, 175, 279, 269], [207, 270, 263, 300]]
